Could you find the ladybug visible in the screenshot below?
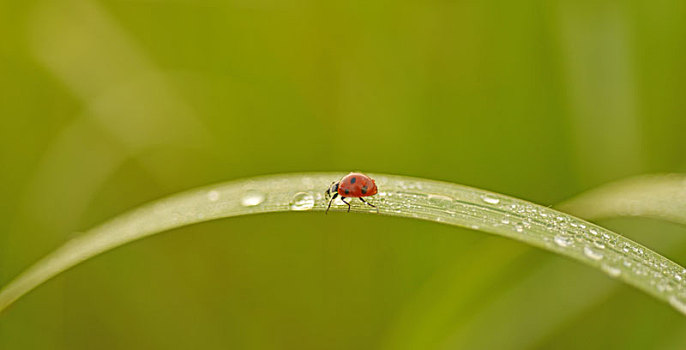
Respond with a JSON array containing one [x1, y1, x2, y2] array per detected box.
[[325, 172, 379, 214]]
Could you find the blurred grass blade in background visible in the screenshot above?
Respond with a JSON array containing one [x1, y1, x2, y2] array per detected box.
[[558, 174, 686, 226]]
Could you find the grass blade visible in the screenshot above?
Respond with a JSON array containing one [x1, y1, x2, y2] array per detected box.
[[558, 173, 686, 225], [1, 172, 685, 316]]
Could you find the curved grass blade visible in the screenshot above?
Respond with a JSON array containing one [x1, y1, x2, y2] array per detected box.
[[1, 173, 685, 316], [558, 173, 686, 226]]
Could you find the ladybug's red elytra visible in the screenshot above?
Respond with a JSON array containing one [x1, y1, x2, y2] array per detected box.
[[325, 172, 379, 214]]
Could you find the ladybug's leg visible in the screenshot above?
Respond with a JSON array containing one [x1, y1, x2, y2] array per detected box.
[[340, 197, 351, 212], [326, 193, 338, 214], [359, 197, 379, 213]]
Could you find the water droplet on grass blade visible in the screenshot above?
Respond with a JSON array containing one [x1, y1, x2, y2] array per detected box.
[[290, 192, 315, 211], [554, 235, 573, 247], [481, 195, 500, 205], [241, 190, 265, 207], [428, 194, 453, 206], [601, 264, 622, 277], [584, 246, 604, 260], [207, 190, 220, 202], [514, 223, 524, 233]]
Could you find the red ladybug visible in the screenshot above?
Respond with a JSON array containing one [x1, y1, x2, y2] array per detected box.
[[325, 172, 379, 214]]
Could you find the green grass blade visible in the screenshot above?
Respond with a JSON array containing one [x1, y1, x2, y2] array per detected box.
[[1, 172, 685, 316], [558, 174, 686, 225]]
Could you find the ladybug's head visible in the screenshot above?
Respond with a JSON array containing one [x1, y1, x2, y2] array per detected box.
[[325, 181, 339, 198]]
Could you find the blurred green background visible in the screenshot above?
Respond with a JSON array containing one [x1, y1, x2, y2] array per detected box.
[[2, 0, 686, 349]]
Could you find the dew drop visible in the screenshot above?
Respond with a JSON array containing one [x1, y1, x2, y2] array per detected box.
[[589, 228, 599, 236], [207, 190, 220, 202], [481, 195, 500, 205], [290, 192, 315, 211], [241, 190, 265, 207], [554, 235, 573, 247], [601, 264, 622, 277], [514, 223, 524, 233], [428, 194, 453, 206], [584, 246, 604, 261]]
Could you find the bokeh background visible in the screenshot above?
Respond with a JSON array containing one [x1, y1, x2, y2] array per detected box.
[[2, 0, 686, 349]]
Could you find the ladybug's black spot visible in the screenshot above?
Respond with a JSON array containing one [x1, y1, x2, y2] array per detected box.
[[361, 186, 368, 195], [350, 177, 357, 184], [345, 189, 350, 195]]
